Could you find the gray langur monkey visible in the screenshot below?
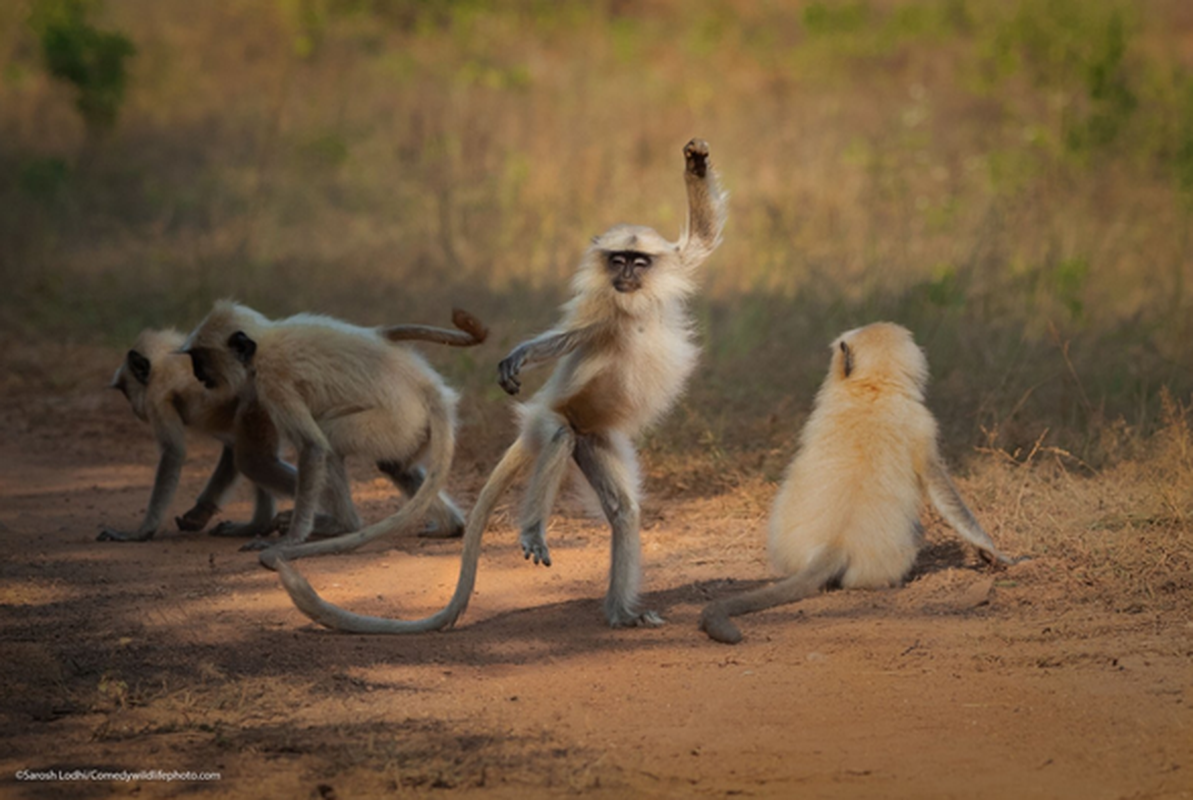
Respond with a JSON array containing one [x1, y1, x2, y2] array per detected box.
[[99, 328, 286, 542], [182, 305, 487, 556], [699, 322, 1016, 645], [271, 138, 728, 633]]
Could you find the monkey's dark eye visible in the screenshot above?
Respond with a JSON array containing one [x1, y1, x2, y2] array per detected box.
[[610, 254, 628, 268], [632, 255, 651, 269]]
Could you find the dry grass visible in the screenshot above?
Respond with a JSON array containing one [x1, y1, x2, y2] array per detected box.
[[0, 0, 1191, 468]]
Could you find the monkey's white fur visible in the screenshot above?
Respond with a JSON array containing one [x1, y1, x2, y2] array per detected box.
[[100, 328, 271, 541], [701, 322, 1013, 644], [768, 323, 932, 588], [272, 138, 727, 633], [183, 302, 467, 560]]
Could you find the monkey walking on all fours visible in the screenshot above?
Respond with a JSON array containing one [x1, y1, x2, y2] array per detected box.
[[100, 327, 297, 542], [272, 137, 729, 633], [102, 311, 487, 544], [169, 306, 486, 553], [699, 322, 1018, 645]]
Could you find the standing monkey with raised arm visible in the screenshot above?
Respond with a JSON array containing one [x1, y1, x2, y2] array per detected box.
[[699, 323, 1016, 645], [182, 305, 486, 558], [100, 328, 287, 542], [272, 138, 727, 633]]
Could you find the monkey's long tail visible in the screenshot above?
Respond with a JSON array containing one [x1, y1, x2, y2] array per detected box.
[[379, 308, 488, 347], [698, 548, 846, 645], [271, 438, 532, 634]]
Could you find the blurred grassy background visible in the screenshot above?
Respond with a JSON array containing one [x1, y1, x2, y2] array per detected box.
[[2, 0, 1191, 479]]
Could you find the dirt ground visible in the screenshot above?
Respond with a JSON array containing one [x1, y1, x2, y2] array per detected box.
[[0, 347, 1190, 799]]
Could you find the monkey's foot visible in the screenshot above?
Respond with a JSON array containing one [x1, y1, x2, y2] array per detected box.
[[273, 511, 355, 540], [698, 609, 743, 645], [211, 520, 274, 539], [684, 138, 710, 178], [979, 547, 1023, 567], [97, 527, 154, 543], [608, 609, 665, 628], [243, 533, 312, 553], [520, 525, 552, 567], [419, 516, 465, 539], [175, 501, 220, 532]]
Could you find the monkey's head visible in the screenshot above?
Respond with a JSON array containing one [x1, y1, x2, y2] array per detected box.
[[111, 329, 186, 421], [575, 224, 691, 310], [830, 323, 928, 398], [182, 301, 269, 394]]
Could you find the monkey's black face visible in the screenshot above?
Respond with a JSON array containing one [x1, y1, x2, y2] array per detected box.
[[607, 251, 652, 293], [186, 348, 218, 389]]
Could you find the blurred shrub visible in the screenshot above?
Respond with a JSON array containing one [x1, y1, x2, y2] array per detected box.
[[28, 0, 135, 140]]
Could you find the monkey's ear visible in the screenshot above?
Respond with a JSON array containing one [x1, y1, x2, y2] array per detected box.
[[227, 331, 257, 365], [839, 341, 853, 378], [127, 350, 151, 385]]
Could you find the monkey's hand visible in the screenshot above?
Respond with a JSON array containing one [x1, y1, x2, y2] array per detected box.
[[451, 308, 489, 345], [684, 138, 710, 179], [977, 546, 1018, 568], [176, 500, 220, 532], [498, 350, 526, 395], [698, 607, 743, 644], [97, 526, 155, 543]]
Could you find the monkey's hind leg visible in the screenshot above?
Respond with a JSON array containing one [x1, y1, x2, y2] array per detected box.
[[272, 453, 363, 538], [317, 453, 363, 533], [518, 423, 575, 567], [573, 433, 659, 628], [379, 462, 466, 539], [699, 550, 845, 644]]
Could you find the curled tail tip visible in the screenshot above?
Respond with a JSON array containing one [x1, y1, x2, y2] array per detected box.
[[451, 307, 489, 344], [698, 609, 743, 645]]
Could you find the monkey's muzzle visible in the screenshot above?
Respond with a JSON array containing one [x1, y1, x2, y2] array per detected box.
[[613, 276, 641, 294]]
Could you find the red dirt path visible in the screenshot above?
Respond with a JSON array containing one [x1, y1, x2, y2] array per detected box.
[[0, 350, 1189, 798]]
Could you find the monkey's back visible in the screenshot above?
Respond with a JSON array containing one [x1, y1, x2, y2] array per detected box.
[[768, 384, 934, 589], [256, 316, 455, 460]]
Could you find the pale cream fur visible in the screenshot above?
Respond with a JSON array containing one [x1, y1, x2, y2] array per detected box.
[[270, 138, 728, 633], [183, 302, 464, 558], [769, 322, 934, 588], [700, 322, 1013, 644]]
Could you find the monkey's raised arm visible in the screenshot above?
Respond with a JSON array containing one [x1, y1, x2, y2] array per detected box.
[[678, 138, 727, 269], [99, 416, 187, 542], [924, 456, 1014, 566], [379, 308, 489, 347], [497, 325, 596, 396]]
